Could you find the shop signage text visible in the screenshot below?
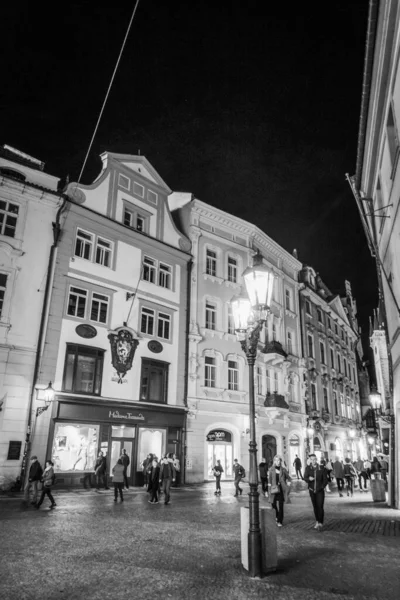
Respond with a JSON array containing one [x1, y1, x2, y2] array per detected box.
[[109, 410, 145, 421], [206, 429, 232, 443]]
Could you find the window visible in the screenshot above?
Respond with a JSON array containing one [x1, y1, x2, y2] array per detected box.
[[227, 304, 235, 335], [343, 359, 347, 378], [272, 322, 277, 341], [90, 293, 109, 323], [227, 256, 237, 283], [337, 354, 341, 373], [285, 289, 291, 311], [74, 229, 93, 260], [118, 173, 130, 190], [228, 361, 239, 391], [330, 347, 335, 369], [67, 286, 87, 318], [143, 257, 156, 283], [340, 394, 345, 416], [133, 182, 144, 197], [341, 328, 345, 341], [147, 190, 157, 204], [307, 334, 314, 358], [334, 324, 338, 336], [95, 237, 112, 267], [206, 249, 217, 276], [140, 307, 155, 335], [319, 341, 326, 365], [63, 344, 104, 395], [311, 383, 317, 409], [157, 312, 171, 340], [0, 273, 7, 318], [136, 214, 145, 232], [124, 207, 147, 232], [205, 357, 216, 387], [353, 367, 356, 383], [323, 387, 329, 411], [347, 396, 352, 419], [317, 308, 323, 323], [159, 263, 172, 289], [0, 200, 19, 238], [124, 208, 134, 227], [266, 369, 271, 393], [274, 371, 279, 393], [140, 358, 169, 403], [205, 301, 216, 330], [327, 316, 331, 330], [333, 391, 338, 415], [287, 331, 293, 354], [257, 367, 263, 395], [305, 300, 312, 315]]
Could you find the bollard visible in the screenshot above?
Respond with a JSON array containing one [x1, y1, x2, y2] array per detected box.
[[370, 474, 386, 502], [240, 506, 249, 571], [260, 506, 277, 574]]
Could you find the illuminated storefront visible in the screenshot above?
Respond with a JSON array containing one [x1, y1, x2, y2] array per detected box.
[[206, 429, 233, 480], [47, 398, 185, 486]]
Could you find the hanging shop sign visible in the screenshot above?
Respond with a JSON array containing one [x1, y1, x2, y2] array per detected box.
[[75, 324, 97, 339], [108, 327, 139, 384], [206, 429, 232, 443]]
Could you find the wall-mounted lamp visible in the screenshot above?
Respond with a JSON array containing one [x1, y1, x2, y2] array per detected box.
[[36, 381, 55, 417]]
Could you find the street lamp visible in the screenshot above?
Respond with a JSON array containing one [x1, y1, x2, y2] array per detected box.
[[369, 386, 382, 414], [231, 250, 275, 578], [36, 381, 55, 417]]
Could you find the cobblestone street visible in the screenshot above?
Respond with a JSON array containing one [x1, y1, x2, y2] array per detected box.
[[1, 483, 399, 600]]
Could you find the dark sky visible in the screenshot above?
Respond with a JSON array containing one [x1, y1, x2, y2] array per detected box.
[[1, 1, 377, 339]]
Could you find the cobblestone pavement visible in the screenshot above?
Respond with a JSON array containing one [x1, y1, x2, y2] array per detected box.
[[0, 483, 399, 600]]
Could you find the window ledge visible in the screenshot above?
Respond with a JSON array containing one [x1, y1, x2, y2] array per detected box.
[[284, 308, 296, 318], [199, 386, 224, 398], [224, 280, 241, 289], [200, 328, 225, 339], [223, 389, 246, 401], [203, 273, 224, 285]]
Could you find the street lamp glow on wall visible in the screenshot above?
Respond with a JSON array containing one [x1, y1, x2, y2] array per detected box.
[[36, 381, 55, 417], [230, 250, 275, 578]]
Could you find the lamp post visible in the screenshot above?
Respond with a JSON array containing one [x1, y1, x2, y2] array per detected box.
[[231, 251, 275, 578], [36, 381, 55, 417]]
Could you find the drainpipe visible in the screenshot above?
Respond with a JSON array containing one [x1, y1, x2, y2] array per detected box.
[[182, 258, 193, 485], [19, 197, 68, 488]]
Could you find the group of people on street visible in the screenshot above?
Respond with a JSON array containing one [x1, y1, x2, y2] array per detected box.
[[143, 453, 178, 505], [24, 455, 57, 510]]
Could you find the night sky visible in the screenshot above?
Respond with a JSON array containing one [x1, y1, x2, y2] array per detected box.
[[1, 1, 377, 344]]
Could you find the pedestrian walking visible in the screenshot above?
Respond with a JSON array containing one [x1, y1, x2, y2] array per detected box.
[[120, 449, 130, 489], [24, 455, 43, 505], [325, 458, 333, 492], [364, 458, 372, 480], [94, 451, 109, 490], [213, 459, 224, 495], [112, 458, 124, 502], [232, 459, 245, 497], [343, 458, 357, 497], [159, 453, 176, 505], [378, 455, 388, 483], [332, 457, 345, 497], [304, 453, 329, 531], [371, 456, 382, 479], [35, 460, 56, 510], [293, 455, 303, 479], [259, 458, 269, 496], [268, 455, 291, 527], [354, 457, 368, 492], [172, 453, 180, 487], [141, 453, 153, 488], [148, 458, 161, 504]]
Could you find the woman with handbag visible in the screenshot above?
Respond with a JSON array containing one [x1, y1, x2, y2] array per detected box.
[[35, 460, 56, 510], [268, 455, 291, 527]]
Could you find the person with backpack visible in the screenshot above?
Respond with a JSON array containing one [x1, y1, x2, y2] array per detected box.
[[35, 460, 56, 509], [213, 459, 224, 495], [159, 453, 176, 505], [232, 458, 245, 497], [24, 455, 43, 506], [343, 457, 357, 497]]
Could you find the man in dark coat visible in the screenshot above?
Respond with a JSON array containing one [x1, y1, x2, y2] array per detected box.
[[24, 455, 43, 505], [120, 449, 130, 489], [94, 451, 109, 490], [259, 458, 269, 495], [293, 455, 303, 479], [303, 453, 329, 531], [159, 454, 176, 505], [147, 458, 161, 504], [232, 458, 245, 497]]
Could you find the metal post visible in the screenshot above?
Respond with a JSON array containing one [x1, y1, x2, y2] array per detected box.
[[246, 352, 261, 577]]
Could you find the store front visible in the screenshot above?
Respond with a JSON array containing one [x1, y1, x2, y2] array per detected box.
[[47, 397, 185, 487], [206, 429, 233, 480]]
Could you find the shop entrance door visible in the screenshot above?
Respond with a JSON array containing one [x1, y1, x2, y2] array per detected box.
[[207, 444, 233, 480], [110, 439, 133, 483]]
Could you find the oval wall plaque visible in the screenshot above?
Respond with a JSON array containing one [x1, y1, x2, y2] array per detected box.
[[76, 324, 97, 339], [148, 340, 163, 353]]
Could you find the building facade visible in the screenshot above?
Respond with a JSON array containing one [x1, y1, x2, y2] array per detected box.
[[298, 266, 364, 463], [0, 145, 62, 487], [169, 193, 305, 483], [31, 153, 191, 487], [348, 0, 399, 507]]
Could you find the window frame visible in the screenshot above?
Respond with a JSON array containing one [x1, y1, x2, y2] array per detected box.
[[67, 285, 88, 319], [228, 360, 239, 391], [204, 356, 216, 388], [74, 228, 94, 261], [62, 343, 104, 396], [319, 341, 326, 365], [95, 236, 113, 268], [227, 256, 238, 283], [90, 292, 109, 324], [0, 199, 20, 238], [206, 249, 217, 277], [205, 301, 217, 330], [305, 299, 312, 316], [0, 272, 8, 319], [307, 334, 314, 358], [140, 358, 169, 404]]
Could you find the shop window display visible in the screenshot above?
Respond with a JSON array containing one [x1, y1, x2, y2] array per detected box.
[[52, 423, 99, 472]]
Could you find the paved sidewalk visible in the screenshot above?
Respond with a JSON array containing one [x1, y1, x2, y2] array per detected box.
[[1, 483, 399, 600]]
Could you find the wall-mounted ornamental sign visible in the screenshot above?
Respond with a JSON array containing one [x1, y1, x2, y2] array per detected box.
[[108, 327, 139, 384], [148, 340, 163, 353], [206, 429, 232, 443], [76, 324, 97, 339]]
